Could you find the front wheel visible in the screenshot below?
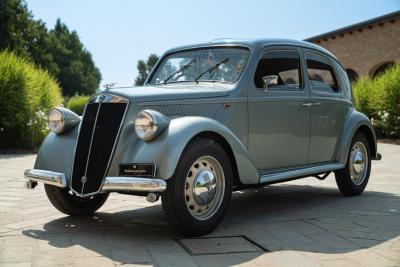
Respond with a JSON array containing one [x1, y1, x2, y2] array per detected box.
[[335, 132, 371, 196], [44, 185, 109, 216], [162, 138, 233, 236]]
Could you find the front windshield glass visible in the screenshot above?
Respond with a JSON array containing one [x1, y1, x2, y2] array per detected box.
[[149, 47, 250, 85]]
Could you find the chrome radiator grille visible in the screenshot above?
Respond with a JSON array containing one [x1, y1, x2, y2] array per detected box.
[[70, 95, 128, 196]]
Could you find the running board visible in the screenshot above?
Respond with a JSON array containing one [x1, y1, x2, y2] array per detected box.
[[259, 163, 344, 184]]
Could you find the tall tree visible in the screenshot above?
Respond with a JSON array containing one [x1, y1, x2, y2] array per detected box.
[[0, 0, 101, 96], [49, 19, 101, 96], [135, 54, 159, 86], [0, 0, 39, 58]]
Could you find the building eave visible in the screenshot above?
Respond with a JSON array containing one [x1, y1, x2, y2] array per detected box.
[[305, 10, 400, 42]]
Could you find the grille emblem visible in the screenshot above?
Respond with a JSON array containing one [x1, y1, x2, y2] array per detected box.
[[81, 176, 87, 183]]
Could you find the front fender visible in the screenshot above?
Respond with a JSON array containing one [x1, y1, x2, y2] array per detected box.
[[123, 116, 259, 184], [34, 126, 79, 181], [336, 110, 377, 164]]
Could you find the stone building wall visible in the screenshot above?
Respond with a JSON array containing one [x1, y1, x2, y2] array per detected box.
[[307, 15, 400, 80]]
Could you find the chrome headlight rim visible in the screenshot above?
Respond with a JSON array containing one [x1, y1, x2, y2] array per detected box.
[[47, 107, 80, 134], [134, 109, 170, 141], [48, 108, 65, 134]]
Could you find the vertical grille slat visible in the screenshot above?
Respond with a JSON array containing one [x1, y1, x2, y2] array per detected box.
[[71, 96, 128, 196]]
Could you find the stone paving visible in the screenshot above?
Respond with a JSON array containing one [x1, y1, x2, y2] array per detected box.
[[0, 143, 399, 267]]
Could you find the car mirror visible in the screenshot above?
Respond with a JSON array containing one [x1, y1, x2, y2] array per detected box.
[[261, 75, 278, 91]]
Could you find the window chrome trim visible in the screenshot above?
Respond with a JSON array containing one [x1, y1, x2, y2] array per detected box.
[[147, 45, 251, 85], [305, 51, 341, 94], [253, 48, 305, 91]]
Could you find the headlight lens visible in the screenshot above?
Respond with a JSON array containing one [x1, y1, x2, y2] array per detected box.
[[135, 110, 158, 141], [47, 107, 80, 134], [48, 108, 64, 134]]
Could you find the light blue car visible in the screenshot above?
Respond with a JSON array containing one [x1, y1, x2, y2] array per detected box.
[[25, 38, 381, 236]]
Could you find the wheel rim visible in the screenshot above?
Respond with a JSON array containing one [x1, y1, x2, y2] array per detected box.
[[184, 156, 225, 220], [349, 141, 368, 185]]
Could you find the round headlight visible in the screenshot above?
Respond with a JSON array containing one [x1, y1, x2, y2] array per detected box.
[[47, 107, 80, 134], [135, 110, 158, 141], [48, 108, 64, 134]]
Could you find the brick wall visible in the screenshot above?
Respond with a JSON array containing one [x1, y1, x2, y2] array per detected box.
[[309, 19, 400, 78]]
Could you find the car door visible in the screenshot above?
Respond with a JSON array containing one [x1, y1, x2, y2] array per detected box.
[[304, 50, 351, 164], [248, 47, 311, 171]]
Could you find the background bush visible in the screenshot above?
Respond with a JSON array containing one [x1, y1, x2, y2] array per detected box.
[[0, 51, 62, 150], [66, 95, 89, 115], [353, 62, 400, 138]]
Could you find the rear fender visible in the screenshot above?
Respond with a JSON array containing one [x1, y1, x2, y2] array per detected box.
[[337, 110, 377, 164]]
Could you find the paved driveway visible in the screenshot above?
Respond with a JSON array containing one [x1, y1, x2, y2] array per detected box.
[[0, 143, 399, 267]]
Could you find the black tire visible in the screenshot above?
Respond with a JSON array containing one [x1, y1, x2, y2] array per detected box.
[[162, 138, 233, 236], [335, 132, 371, 196], [44, 184, 109, 216]]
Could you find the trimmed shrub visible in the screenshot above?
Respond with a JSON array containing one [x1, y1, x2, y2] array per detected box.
[[66, 95, 89, 115], [353, 62, 400, 138], [0, 51, 62, 149]]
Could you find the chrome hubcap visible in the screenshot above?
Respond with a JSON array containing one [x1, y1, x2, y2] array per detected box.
[[193, 170, 216, 206], [350, 141, 368, 185], [184, 156, 225, 220]]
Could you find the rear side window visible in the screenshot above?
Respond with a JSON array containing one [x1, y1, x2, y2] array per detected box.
[[306, 52, 339, 93], [254, 50, 302, 89]]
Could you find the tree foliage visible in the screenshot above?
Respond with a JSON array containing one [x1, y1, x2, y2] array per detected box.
[[353, 62, 400, 138], [49, 19, 101, 96], [0, 51, 62, 149], [66, 95, 89, 116], [135, 54, 159, 86], [0, 0, 101, 96]]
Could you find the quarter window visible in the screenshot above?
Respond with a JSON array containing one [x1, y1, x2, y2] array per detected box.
[[254, 50, 302, 89], [306, 53, 339, 92]]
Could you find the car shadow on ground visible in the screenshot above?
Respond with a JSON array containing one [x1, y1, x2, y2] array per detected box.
[[22, 182, 400, 265]]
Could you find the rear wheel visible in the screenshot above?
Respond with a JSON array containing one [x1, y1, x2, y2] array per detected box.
[[162, 138, 233, 236], [335, 132, 371, 196], [44, 185, 109, 216]]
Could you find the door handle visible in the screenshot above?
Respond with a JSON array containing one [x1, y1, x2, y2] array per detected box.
[[312, 102, 322, 106], [302, 103, 312, 107]]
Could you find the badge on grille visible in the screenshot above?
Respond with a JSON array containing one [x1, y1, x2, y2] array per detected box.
[[81, 176, 87, 183]]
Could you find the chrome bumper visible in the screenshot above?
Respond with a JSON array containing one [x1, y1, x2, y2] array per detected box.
[[24, 169, 167, 193], [24, 169, 67, 188], [102, 177, 166, 192]]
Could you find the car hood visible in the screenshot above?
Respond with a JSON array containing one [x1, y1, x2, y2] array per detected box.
[[105, 83, 231, 103]]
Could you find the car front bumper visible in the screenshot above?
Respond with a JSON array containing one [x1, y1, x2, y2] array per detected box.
[[24, 169, 167, 193]]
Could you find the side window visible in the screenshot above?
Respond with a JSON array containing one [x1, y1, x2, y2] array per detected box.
[[306, 52, 339, 93], [254, 50, 302, 89]]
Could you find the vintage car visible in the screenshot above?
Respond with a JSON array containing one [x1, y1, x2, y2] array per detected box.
[[25, 38, 381, 236]]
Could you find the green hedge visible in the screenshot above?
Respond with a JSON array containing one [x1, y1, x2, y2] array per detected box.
[[353, 63, 400, 138], [0, 51, 62, 149], [66, 95, 89, 115]]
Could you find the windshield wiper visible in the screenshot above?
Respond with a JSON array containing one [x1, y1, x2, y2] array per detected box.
[[194, 58, 229, 83], [163, 59, 196, 84]]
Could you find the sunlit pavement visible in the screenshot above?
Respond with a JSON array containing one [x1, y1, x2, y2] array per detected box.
[[0, 143, 399, 266]]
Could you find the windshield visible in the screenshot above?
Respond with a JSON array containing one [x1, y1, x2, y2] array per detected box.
[[149, 47, 250, 85]]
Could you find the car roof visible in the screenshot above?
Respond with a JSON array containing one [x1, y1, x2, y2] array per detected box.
[[164, 38, 337, 59]]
